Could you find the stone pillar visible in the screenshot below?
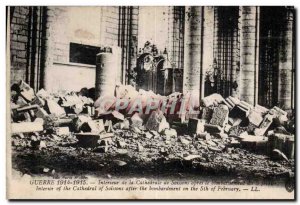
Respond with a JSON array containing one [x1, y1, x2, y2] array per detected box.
[[278, 7, 294, 110], [239, 6, 259, 105], [183, 6, 202, 107], [201, 6, 214, 99]]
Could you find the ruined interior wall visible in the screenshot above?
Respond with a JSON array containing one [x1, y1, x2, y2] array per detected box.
[[9, 6, 31, 85], [45, 7, 100, 92]]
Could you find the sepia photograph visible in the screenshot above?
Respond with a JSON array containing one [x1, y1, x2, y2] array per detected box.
[[6, 5, 295, 200]]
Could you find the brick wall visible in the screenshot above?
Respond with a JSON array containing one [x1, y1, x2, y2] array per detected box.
[[10, 6, 30, 85]]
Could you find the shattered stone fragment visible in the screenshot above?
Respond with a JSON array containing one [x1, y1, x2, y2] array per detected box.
[[31, 96, 45, 107], [163, 128, 177, 138], [18, 80, 36, 102], [11, 121, 44, 134], [254, 113, 274, 136], [225, 96, 240, 109], [35, 107, 49, 119], [209, 104, 229, 128], [45, 99, 66, 117], [248, 110, 263, 127], [188, 118, 205, 135], [145, 110, 169, 132], [80, 120, 100, 133], [224, 124, 232, 133], [53, 127, 70, 136], [73, 115, 92, 132], [130, 113, 144, 128], [201, 93, 225, 107], [16, 104, 39, 113], [201, 107, 214, 122]]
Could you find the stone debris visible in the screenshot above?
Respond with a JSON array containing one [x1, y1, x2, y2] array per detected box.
[[209, 104, 229, 128], [145, 110, 169, 132], [9, 83, 295, 178]]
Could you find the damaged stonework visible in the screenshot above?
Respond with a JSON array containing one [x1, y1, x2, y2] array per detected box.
[[10, 81, 295, 179]]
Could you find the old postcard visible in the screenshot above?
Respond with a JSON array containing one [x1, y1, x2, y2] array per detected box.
[[7, 6, 295, 200]]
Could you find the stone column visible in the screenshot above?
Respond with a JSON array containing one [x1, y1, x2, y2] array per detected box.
[[201, 6, 214, 99], [183, 6, 202, 107], [239, 6, 259, 105], [278, 7, 294, 110]]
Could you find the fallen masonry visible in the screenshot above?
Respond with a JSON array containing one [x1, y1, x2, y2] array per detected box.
[[10, 81, 295, 179]]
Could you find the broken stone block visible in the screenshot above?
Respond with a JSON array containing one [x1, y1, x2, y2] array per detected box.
[[11, 121, 43, 134], [75, 133, 100, 147], [209, 104, 229, 127], [14, 95, 28, 107], [93, 119, 105, 133], [16, 104, 39, 113], [188, 118, 205, 135], [45, 99, 65, 117], [254, 113, 274, 136], [31, 96, 45, 107], [145, 110, 169, 132], [224, 124, 232, 133], [80, 120, 100, 133], [36, 89, 50, 100], [73, 115, 92, 132], [201, 93, 224, 107], [204, 124, 222, 133], [144, 131, 153, 139], [54, 127, 70, 136], [130, 113, 144, 128], [104, 120, 114, 132], [100, 132, 114, 139], [163, 128, 177, 138], [248, 110, 263, 127], [18, 80, 35, 102], [228, 117, 243, 126], [82, 105, 95, 116], [225, 96, 240, 109], [253, 104, 269, 115], [35, 107, 49, 119], [201, 107, 214, 122], [98, 111, 124, 123]]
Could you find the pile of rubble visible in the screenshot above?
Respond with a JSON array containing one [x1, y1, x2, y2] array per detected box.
[[10, 80, 295, 177]]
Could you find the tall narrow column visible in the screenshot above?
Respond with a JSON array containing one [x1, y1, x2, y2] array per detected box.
[[239, 6, 259, 105], [183, 6, 202, 107], [278, 7, 294, 110], [201, 6, 214, 99]]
